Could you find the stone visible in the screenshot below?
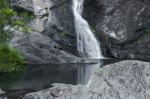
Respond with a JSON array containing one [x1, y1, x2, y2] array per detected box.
[[23, 60, 150, 99], [10, 31, 78, 64], [29, 17, 48, 32], [9, 0, 150, 61], [9, 0, 79, 64], [0, 89, 5, 95], [84, 0, 150, 59]]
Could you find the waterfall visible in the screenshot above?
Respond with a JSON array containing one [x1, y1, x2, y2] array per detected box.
[[72, 0, 103, 59]]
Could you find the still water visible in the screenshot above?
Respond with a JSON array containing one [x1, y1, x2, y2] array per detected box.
[[0, 59, 121, 99]]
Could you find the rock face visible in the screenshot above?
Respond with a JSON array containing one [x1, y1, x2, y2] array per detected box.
[[23, 60, 150, 99], [84, 0, 150, 59], [10, 0, 150, 61], [9, 0, 78, 64], [10, 31, 77, 64], [44, 0, 77, 55]]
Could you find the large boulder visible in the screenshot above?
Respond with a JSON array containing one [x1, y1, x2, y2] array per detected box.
[[84, 0, 150, 59], [23, 60, 150, 99]]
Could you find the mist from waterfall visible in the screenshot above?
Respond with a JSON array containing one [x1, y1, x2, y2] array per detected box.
[[72, 0, 103, 59]]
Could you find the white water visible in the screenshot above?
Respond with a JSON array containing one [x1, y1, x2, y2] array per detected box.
[[73, 0, 103, 59]]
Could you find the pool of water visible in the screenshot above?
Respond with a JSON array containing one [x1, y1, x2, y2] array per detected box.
[[0, 59, 122, 99]]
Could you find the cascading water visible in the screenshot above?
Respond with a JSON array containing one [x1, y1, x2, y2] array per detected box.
[[73, 0, 103, 59]]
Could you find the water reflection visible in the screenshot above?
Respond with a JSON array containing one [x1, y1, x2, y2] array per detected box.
[[0, 59, 121, 98], [78, 62, 102, 85]]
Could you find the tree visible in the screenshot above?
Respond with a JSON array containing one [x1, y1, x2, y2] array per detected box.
[[0, 0, 33, 73], [0, 0, 33, 43]]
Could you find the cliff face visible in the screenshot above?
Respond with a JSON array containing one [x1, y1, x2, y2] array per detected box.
[[84, 0, 150, 59], [10, 0, 78, 64], [10, 0, 150, 63]]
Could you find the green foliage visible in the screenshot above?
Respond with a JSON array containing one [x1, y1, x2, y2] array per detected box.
[[146, 26, 150, 33], [0, 1, 32, 73], [13, 6, 35, 19], [90, 26, 96, 33], [0, 44, 26, 73], [0, 0, 32, 43], [59, 32, 67, 38]]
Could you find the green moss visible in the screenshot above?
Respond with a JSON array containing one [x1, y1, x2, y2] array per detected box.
[[59, 32, 67, 38], [0, 44, 26, 73], [146, 26, 150, 34]]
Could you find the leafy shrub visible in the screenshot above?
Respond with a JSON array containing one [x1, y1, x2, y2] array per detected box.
[[0, 0, 33, 73], [0, 0, 32, 43], [0, 44, 26, 73]]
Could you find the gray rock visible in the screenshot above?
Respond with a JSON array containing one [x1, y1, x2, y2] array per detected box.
[[10, 0, 150, 60], [10, 0, 49, 17], [11, 0, 77, 55], [23, 60, 150, 99], [0, 89, 5, 95], [29, 17, 48, 32], [84, 0, 150, 59], [10, 31, 78, 64], [9, 0, 78, 64], [44, 0, 77, 55]]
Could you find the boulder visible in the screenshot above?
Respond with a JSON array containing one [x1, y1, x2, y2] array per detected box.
[[23, 60, 150, 99], [0, 89, 5, 95]]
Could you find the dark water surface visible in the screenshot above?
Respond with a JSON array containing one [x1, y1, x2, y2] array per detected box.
[[0, 59, 122, 99]]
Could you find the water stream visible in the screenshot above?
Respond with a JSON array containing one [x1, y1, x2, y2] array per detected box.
[[73, 0, 103, 59]]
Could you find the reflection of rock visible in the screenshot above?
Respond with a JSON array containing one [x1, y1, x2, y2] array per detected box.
[[78, 63, 100, 85], [23, 60, 150, 99], [0, 89, 5, 95]]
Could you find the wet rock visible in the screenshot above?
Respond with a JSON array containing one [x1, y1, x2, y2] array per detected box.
[[44, 0, 77, 56], [9, 0, 78, 64], [84, 0, 150, 59], [10, 31, 78, 64], [23, 60, 150, 99], [51, 88, 64, 97], [0, 89, 5, 95]]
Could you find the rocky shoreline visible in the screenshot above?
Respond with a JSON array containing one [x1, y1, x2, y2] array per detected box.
[[23, 60, 150, 99]]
